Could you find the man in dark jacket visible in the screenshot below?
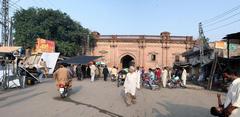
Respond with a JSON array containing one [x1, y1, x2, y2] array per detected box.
[[76, 64, 82, 80], [103, 65, 109, 81]]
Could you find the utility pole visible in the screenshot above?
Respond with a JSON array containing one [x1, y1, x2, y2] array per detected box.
[[198, 22, 206, 66], [8, 17, 13, 46], [86, 34, 89, 55], [1, 0, 10, 46]]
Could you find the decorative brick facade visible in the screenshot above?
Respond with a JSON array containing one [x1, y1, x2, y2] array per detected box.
[[92, 32, 196, 69]]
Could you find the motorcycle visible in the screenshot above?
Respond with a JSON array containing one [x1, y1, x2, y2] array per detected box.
[[117, 70, 127, 87], [58, 83, 70, 98], [111, 74, 117, 82], [167, 76, 185, 88], [142, 73, 160, 90]]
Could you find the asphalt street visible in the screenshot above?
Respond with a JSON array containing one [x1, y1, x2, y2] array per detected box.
[[0, 78, 221, 117]]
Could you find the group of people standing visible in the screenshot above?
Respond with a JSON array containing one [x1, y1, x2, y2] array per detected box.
[[53, 62, 190, 106], [143, 66, 188, 88], [53, 63, 141, 106]]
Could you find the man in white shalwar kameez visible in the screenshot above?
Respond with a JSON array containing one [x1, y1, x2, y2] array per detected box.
[[162, 67, 168, 88], [181, 68, 187, 86], [124, 66, 140, 106], [222, 73, 240, 117], [90, 64, 96, 82]]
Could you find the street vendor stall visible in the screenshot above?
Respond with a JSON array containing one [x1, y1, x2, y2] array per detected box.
[[0, 46, 23, 89]]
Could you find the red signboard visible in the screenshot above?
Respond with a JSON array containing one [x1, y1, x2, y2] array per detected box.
[[36, 38, 55, 53]]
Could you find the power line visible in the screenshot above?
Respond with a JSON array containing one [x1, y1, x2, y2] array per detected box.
[[42, 0, 55, 9], [201, 4, 240, 24], [204, 11, 240, 27], [10, 0, 21, 7], [9, 2, 21, 10], [45, 0, 57, 9], [205, 18, 240, 32], [32, 0, 42, 7]]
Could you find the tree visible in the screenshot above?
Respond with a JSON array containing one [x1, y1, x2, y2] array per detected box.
[[13, 7, 95, 56]]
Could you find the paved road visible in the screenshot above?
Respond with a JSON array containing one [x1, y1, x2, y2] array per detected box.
[[0, 78, 221, 117]]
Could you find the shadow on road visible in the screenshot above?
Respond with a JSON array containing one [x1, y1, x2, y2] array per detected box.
[[70, 86, 82, 95], [0, 88, 36, 101], [0, 91, 46, 108], [152, 101, 211, 117], [53, 87, 123, 117], [54, 97, 123, 117]]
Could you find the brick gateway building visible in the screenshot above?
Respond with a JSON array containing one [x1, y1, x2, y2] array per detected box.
[[92, 32, 195, 69]]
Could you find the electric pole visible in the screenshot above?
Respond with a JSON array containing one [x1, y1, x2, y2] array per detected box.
[[198, 22, 206, 66], [1, 0, 10, 46]]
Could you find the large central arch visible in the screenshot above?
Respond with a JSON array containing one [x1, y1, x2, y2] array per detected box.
[[120, 55, 135, 68]]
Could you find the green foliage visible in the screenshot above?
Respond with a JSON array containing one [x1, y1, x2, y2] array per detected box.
[[13, 7, 94, 56]]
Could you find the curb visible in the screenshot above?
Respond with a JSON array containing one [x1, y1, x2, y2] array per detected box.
[[186, 84, 205, 90]]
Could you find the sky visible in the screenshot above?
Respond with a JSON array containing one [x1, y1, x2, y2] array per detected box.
[[8, 0, 240, 41]]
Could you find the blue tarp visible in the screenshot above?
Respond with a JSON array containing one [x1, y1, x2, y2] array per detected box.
[[58, 56, 102, 64]]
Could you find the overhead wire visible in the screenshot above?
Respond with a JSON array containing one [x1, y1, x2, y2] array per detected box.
[[204, 11, 240, 27], [205, 18, 240, 32], [201, 4, 240, 24], [41, 0, 55, 9], [45, 0, 56, 9], [32, 0, 42, 7]]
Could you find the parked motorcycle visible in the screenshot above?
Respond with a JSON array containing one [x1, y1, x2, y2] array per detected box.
[[167, 76, 185, 88], [117, 70, 127, 87], [111, 74, 117, 82], [142, 73, 160, 90]]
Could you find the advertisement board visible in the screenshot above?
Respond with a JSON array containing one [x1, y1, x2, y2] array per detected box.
[[215, 41, 226, 49], [36, 38, 55, 53]]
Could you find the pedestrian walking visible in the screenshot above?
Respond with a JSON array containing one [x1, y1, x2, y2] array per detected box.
[[76, 64, 82, 80], [181, 68, 187, 86], [103, 65, 109, 81], [123, 66, 140, 106], [161, 67, 168, 88], [90, 63, 96, 82], [136, 67, 141, 81], [111, 66, 118, 81], [155, 68, 161, 81], [81, 65, 86, 78], [87, 66, 91, 78]]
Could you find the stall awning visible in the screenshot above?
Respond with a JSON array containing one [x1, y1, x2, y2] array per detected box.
[[0, 46, 21, 53], [58, 56, 102, 64]]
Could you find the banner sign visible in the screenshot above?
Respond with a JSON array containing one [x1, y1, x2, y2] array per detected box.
[[215, 41, 226, 49], [36, 38, 55, 53]]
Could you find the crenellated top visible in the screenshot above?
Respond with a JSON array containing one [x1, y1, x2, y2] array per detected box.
[[93, 31, 196, 44], [94, 32, 191, 40]]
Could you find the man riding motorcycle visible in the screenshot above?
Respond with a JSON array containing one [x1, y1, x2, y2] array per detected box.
[[53, 64, 72, 90]]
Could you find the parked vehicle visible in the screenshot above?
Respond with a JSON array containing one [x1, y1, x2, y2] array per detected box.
[[167, 76, 185, 88], [117, 70, 127, 87], [111, 74, 117, 82], [142, 73, 160, 90]]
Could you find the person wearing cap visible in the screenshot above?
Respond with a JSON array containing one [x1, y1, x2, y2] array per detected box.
[[123, 66, 140, 106]]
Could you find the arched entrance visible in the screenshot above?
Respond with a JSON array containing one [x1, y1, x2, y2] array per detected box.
[[121, 55, 135, 68]]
